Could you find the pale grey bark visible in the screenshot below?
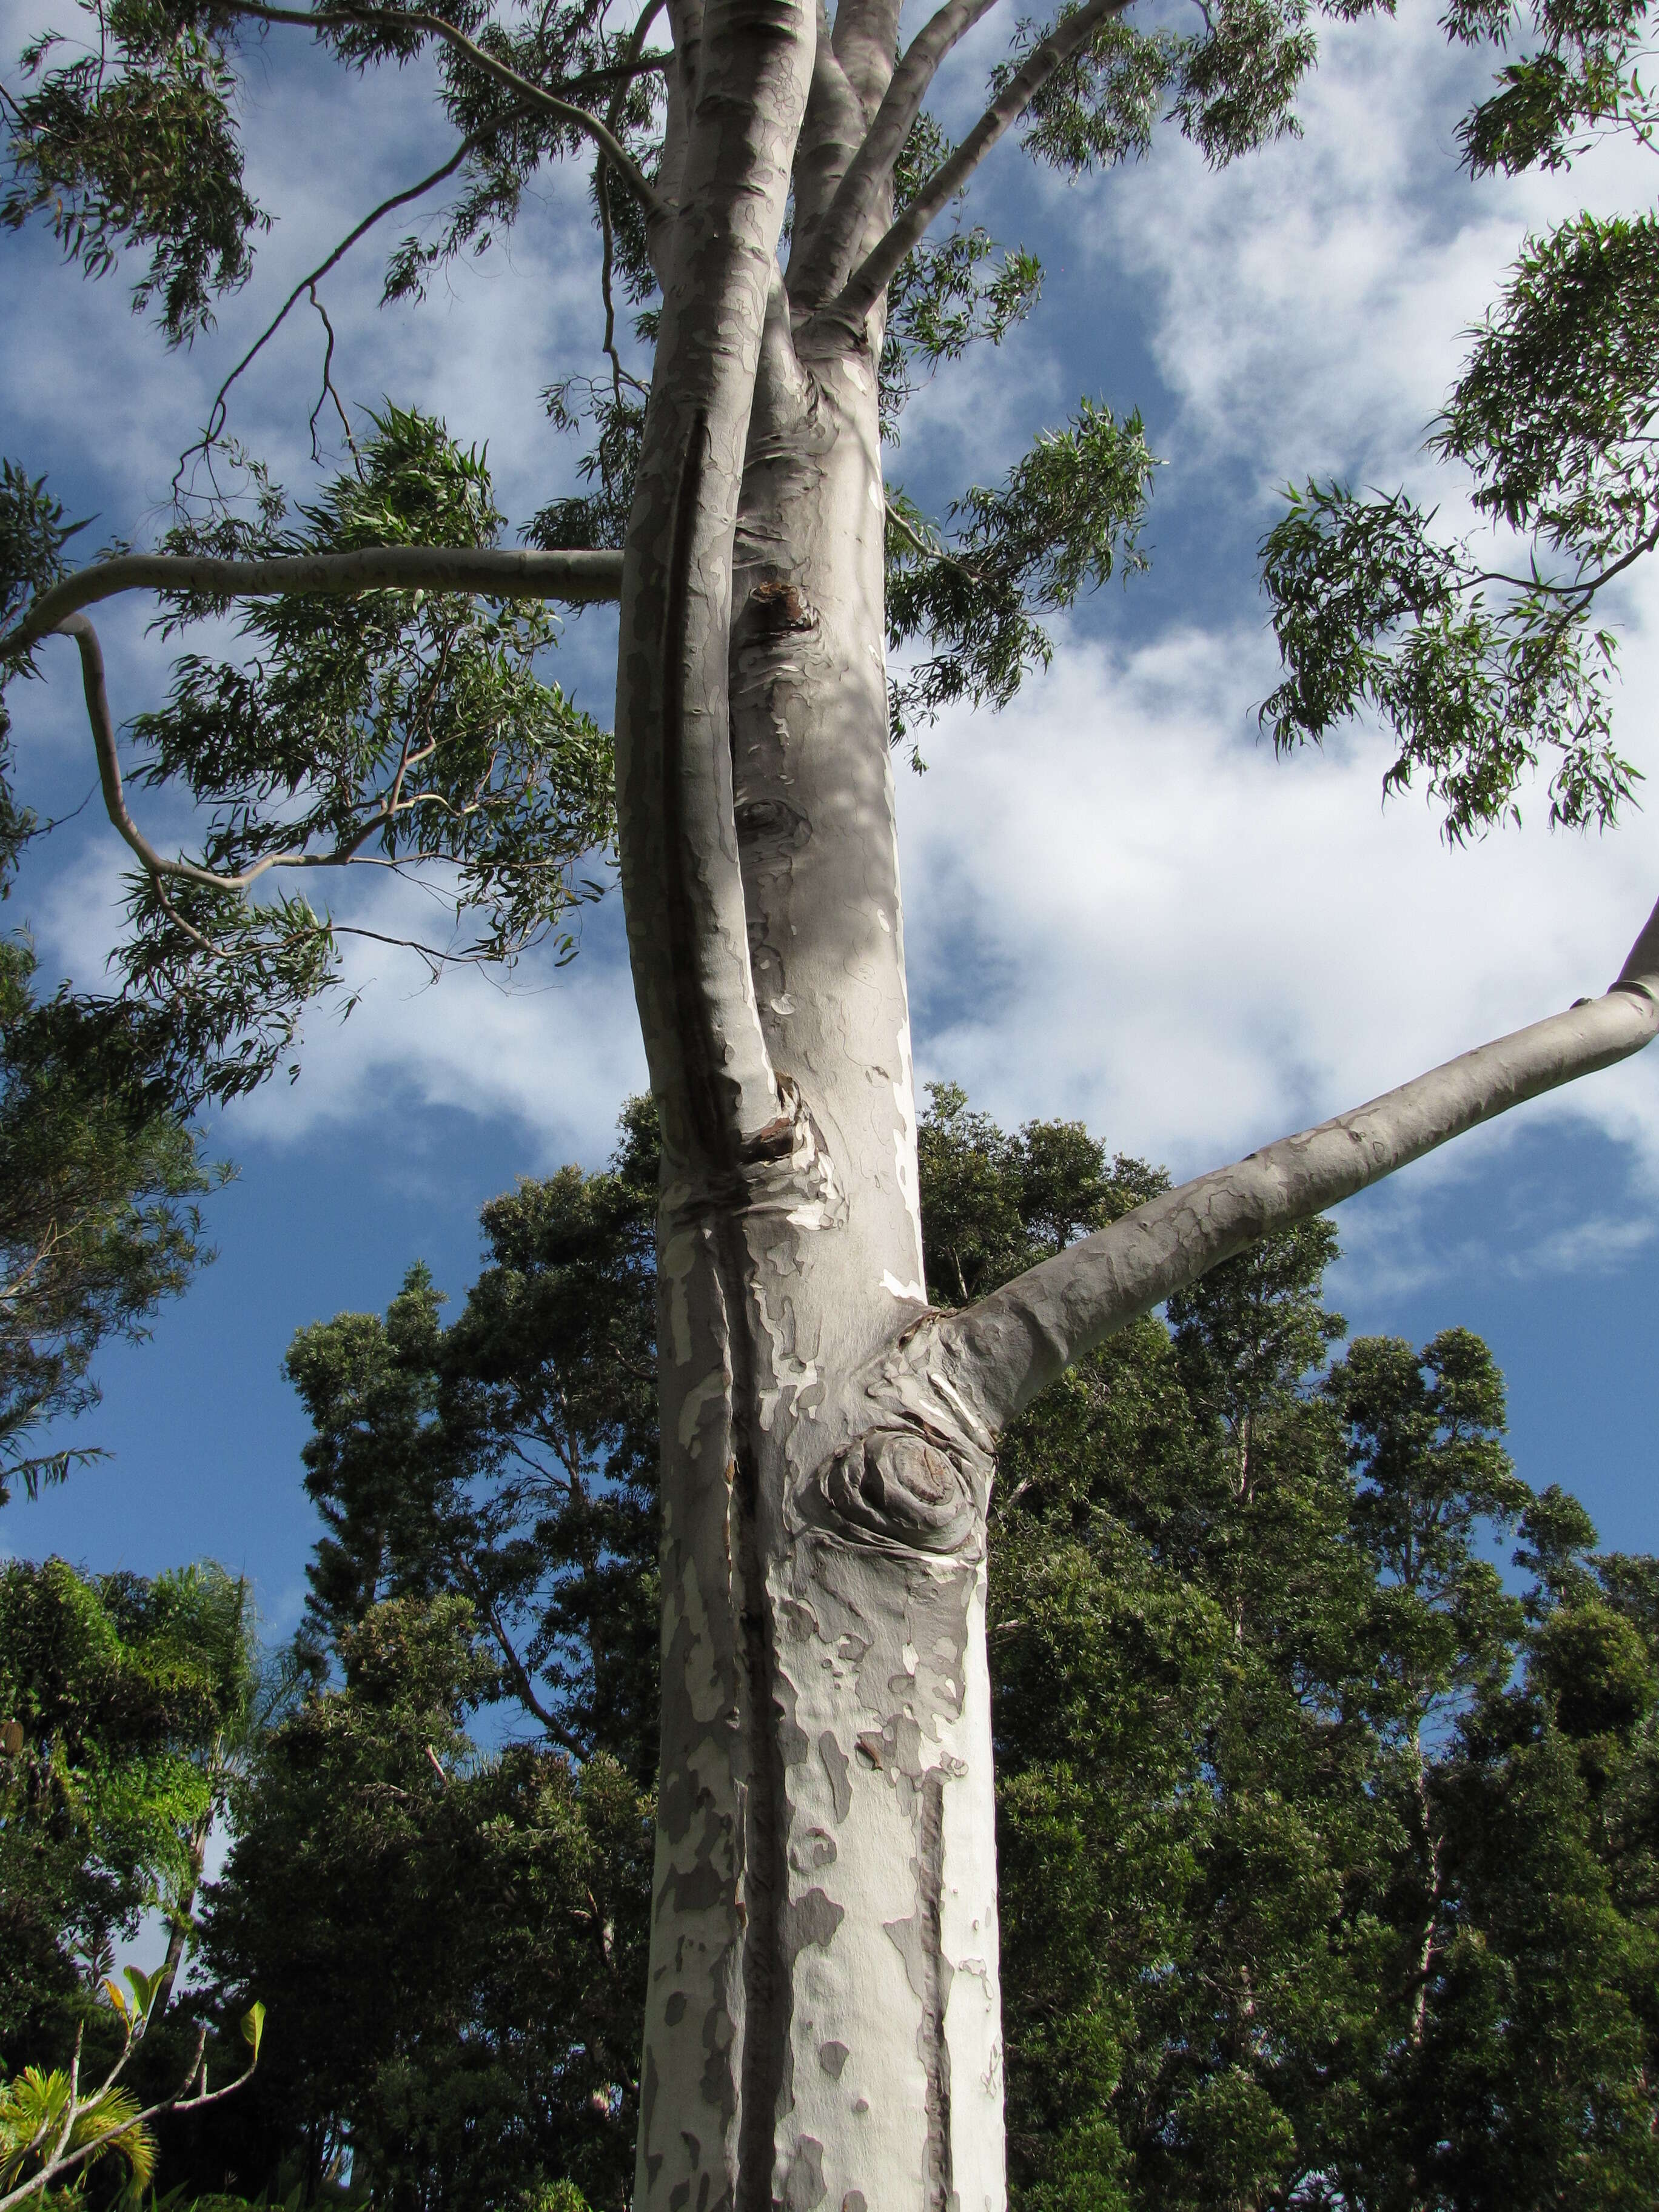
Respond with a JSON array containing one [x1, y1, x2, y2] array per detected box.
[[0, 546, 622, 663], [813, 0, 1132, 333], [936, 898, 1659, 1430]]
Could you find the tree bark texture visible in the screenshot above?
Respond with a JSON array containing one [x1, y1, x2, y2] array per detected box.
[[618, 11, 1011, 2209], [611, 10, 1659, 2211]]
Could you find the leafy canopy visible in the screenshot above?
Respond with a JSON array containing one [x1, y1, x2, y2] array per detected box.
[[1262, 0, 1659, 839]]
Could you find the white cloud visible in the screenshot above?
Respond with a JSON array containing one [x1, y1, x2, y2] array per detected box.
[[899, 620, 1659, 1190]]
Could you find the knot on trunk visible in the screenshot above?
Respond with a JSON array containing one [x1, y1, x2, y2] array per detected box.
[[743, 578, 818, 634], [819, 1429, 978, 1555]]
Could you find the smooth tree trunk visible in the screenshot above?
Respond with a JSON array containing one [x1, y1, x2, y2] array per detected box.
[[618, 12, 1004, 2206], [609, 9, 1659, 2211]]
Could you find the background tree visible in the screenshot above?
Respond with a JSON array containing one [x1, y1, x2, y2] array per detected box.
[[0, 1558, 256, 2065], [0, 929, 220, 1503], [181, 1093, 1659, 2210], [5, 0, 1659, 2200]]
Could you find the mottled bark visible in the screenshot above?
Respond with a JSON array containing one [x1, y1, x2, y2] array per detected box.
[[613, 0, 1659, 2198]]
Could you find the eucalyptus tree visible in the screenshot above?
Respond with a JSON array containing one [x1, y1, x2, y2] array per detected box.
[[4, 0, 1659, 2206]]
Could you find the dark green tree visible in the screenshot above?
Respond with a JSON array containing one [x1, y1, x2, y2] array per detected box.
[[0, 931, 222, 1503], [192, 1597, 652, 2212], [0, 1557, 256, 2062], [192, 1104, 662, 2210]]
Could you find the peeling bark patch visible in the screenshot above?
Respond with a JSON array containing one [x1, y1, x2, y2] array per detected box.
[[842, 2196, 867, 2212], [781, 1886, 845, 1963], [790, 1825, 837, 1872], [817, 1730, 851, 1821], [817, 2042, 849, 2080], [672, 1858, 728, 1914], [746, 578, 818, 632], [782, 2134, 827, 2211]]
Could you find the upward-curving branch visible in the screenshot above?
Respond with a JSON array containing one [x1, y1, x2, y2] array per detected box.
[[940, 893, 1659, 1429], [814, 0, 1132, 333]]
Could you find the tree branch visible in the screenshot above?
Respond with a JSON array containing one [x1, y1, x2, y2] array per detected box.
[[45, 614, 502, 899], [2, 544, 622, 661], [813, 0, 1131, 335], [788, 0, 1004, 309], [938, 896, 1659, 1431], [216, 0, 666, 216], [174, 132, 481, 502]]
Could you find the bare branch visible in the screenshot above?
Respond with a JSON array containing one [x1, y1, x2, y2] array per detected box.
[[2, 544, 623, 661], [216, 0, 666, 216], [788, 0, 1005, 308], [468, 1578, 588, 1757], [937, 896, 1659, 1430], [0, 1997, 259, 2212], [175, 133, 478, 502], [814, 0, 1131, 336], [50, 612, 385, 894], [305, 282, 358, 465]]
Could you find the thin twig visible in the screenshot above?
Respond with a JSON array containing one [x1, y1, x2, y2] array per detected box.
[[306, 283, 360, 466]]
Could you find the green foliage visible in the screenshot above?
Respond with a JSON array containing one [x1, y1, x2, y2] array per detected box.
[[2, 0, 269, 343], [528, 377, 646, 554], [0, 1558, 256, 2063], [1441, 210, 1659, 559], [0, 460, 83, 645], [0, 2062, 156, 2196], [0, 934, 219, 1500], [1259, 478, 1637, 836], [1262, 9, 1659, 839], [176, 1102, 662, 2201], [885, 399, 1158, 749], [198, 1597, 651, 2212], [1008, 15, 1184, 177], [106, 406, 614, 1100], [1001, 0, 1396, 189], [284, 1096, 660, 1777], [1446, 0, 1658, 177]]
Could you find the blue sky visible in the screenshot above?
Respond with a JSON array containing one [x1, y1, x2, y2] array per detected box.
[[4, 0, 1658, 1638]]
